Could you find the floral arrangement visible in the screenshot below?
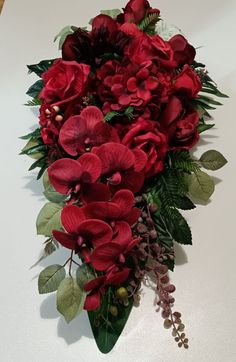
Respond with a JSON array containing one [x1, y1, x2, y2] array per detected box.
[[21, 0, 228, 354]]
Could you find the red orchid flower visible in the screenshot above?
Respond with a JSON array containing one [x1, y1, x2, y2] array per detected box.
[[92, 142, 147, 193], [84, 267, 130, 311], [59, 106, 119, 156], [53, 205, 113, 262], [90, 221, 141, 271], [83, 189, 141, 226], [48, 152, 102, 200]]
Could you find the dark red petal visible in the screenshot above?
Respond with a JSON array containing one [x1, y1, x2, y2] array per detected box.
[[145, 76, 159, 90], [61, 205, 86, 233], [119, 94, 132, 106], [91, 242, 122, 271], [84, 291, 101, 311], [125, 237, 141, 253], [92, 14, 117, 34], [48, 158, 82, 194], [81, 183, 111, 204], [80, 105, 104, 124], [127, 77, 138, 92], [106, 268, 130, 286], [59, 115, 84, 156], [78, 219, 113, 247], [112, 189, 135, 215], [84, 276, 106, 292], [112, 171, 145, 193], [92, 142, 135, 174], [83, 202, 120, 221], [52, 230, 76, 250], [113, 221, 132, 247], [79, 153, 102, 183], [132, 148, 147, 172], [161, 96, 183, 127], [124, 208, 141, 226]]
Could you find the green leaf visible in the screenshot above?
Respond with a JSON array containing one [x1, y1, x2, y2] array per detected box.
[[161, 209, 192, 245], [188, 170, 215, 202], [19, 128, 41, 140], [76, 264, 95, 289], [26, 79, 44, 98], [36, 202, 62, 236], [100, 9, 121, 18], [200, 150, 228, 171], [31, 239, 59, 268], [38, 264, 66, 294], [199, 94, 223, 106], [173, 195, 196, 210], [24, 97, 41, 106], [104, 106, 134, 122], [198, 123, 215, 134], [37, 164, 48, 180], [138, 12, 160, 35], [54, 26, 77, 50], [44, 185, 67, 204], [28, 156, 46, 171], [27, 59, 56, 77], [201, 86, 229, 98], [20, 139, 46, 159], [57, 277, 86, 323], [88, 291, 133, 354]]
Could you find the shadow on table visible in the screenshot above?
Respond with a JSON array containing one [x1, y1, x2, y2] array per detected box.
[[40, 294, 93, 344]]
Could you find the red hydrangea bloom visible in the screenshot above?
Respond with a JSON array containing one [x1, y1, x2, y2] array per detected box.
[[122, 118, 167, 177], [59, 106, 119, 156], [83, 189, 141, 226], [48, 152, 102, 197], [92, 142, 147, 193], [168, 35, 196, 67], [84, 267, 130, 310], [91, 221, 141, 271], [40, 59, 90, 107], [160, 96, 200, 150], [53, 205, 113, 262]]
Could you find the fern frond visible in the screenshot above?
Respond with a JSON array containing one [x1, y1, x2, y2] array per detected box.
[[138, 13, 160, 35]]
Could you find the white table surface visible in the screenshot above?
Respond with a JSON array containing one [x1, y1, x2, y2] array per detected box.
[[0, 1, 236, 361]]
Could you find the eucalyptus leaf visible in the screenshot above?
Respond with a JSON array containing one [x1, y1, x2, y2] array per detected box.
[[200, 150, 228, 171], [76, 264, 95, 289], [36, 202, 62, 236], [100, 9, 121, 18], [188, 170, 215, 202], [38, 264, 66, 294], [57, 277, 86, 323]]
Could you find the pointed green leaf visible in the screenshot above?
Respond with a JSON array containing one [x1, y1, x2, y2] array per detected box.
[[57, 277, 86, 323], [100, 9, 121, 18], [38, 264, 66, 294], [198, 123, 215, 134], [188, 170, 215, 202], [76, 264, 95, 289], [88, 292, 133, 354], [200, 150, 228, 171], [26, 79, 44, 98], [27, 59, 56, 77], [19, 128, 41, 140], [36, 202, 62, 236], [21, 139, 45, 159], [44, 184, 67, 204], [160, 209, 192, 245]]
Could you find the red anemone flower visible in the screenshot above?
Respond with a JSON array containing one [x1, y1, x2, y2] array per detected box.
[[92, 142, 147, 193], [53, 205, 113, 262], [59, 106, 119, 156], [48, 152, 102, 198], [83, 189, 141, 226]]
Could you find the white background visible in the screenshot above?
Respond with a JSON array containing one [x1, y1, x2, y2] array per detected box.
[[0, 1, 236, 361]]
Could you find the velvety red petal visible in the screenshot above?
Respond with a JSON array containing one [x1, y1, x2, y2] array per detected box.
[[112, 189, 134, 215], [59, 115, 84, 156], [84, 291, 101, 311], [80, 105, 104, 124], [79, 153, 102, 183], [113, 221, 132, 247], [48, 158, 82, 194], [92, 142, 135, 174], [81, 183, 111, 204], [132, 148, 147, 172], [78, 219, 113, 247], [137, 88, 151, 102], [84, 276, 106, 292], [145, 76, 159, 90], [61, 205, 86, 233], [83, 202, 120, 221], [90, 242, 122, 271], [161, 96, 183, 127], [127, 77, 138, 92], [52, 230, 76, 250], [112, 171, 145, 193], [106, 268, 130, 286], [124, 208, 141, 226], [125, 237, 141, 253], [119, 94, 132, 106], [92, 14, 117, 34]]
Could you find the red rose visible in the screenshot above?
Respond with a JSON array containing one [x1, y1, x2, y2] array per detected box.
[[40, 59, 90, 106], [125, 33, 176, 68], [122, 118, 167, 177], [118, 0, 159, 24], [160, 96, 199, 150], [169, 35, 196, 67], [172, 64, 201, 97]]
